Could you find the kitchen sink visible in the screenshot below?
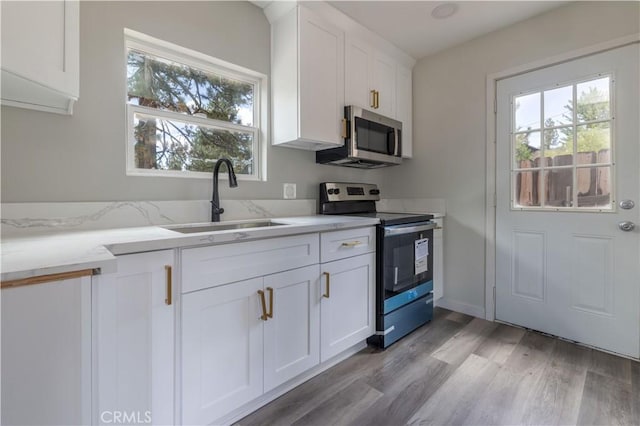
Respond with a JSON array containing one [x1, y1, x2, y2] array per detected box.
[[164, 220, 287, 234]]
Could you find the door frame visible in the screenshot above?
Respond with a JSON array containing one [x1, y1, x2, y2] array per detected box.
[[484, 34, 640, 322]]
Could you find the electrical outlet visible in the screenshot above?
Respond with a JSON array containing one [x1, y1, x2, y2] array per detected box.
[[283, 183, 296, 199]]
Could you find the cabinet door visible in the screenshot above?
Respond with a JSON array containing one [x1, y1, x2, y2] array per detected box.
[[320, 253, 375, 362], [264, 265, 320, 391], [345, 37, 374, 109], [372, 52, 396, 117], [182, 278, 264, 425], [396, 63, 413, 158], [93, 250, 175, 426], [1, 0, 79, 113], [2, 276, 91, 426], [298, 6, 345, 146]]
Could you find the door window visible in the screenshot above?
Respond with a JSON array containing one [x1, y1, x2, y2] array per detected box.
[[511, 75, 614, 210]]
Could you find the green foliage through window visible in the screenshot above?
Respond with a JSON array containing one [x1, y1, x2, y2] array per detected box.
[[126, 40, 261, 176]]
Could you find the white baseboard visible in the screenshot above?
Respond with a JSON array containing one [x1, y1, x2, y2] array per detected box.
[[435, 297, 486, 319]]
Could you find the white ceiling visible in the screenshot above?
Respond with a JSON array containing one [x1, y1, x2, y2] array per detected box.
[[259, 1, 568, 59]]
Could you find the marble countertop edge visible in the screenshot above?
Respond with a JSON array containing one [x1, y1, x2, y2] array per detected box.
[[1, 215, 382, 283]]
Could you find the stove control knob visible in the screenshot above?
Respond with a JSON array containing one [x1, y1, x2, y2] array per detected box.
[[328, 189, 335, 195], [334, 188, 341, 195]]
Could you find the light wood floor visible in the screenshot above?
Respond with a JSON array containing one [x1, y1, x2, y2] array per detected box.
[[237, 307, 640, 426]]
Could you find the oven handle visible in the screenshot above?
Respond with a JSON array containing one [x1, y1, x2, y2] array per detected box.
[[384, 222, 437, 236]]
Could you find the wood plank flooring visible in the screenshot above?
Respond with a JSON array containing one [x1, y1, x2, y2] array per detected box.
[[237, 308, 639, 426]]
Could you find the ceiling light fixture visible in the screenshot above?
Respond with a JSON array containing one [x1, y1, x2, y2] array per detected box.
[[431, 2, 459, 19]]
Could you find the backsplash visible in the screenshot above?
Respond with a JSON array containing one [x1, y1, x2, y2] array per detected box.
[[0, 200, 317, 237], [0, 198, 445, 238]]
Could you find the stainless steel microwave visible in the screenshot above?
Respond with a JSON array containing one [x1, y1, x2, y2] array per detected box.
[[316, 106, 402, 168]]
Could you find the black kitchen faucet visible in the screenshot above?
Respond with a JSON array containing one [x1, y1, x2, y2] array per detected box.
[[211, 158, 238, 222]]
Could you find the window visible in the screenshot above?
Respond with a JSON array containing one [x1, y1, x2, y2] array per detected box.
[[125, 29, 267, 180], [511, 74, 613, 211]]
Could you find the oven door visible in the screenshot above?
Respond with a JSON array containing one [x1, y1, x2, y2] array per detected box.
[[380, 221, 435, 311]]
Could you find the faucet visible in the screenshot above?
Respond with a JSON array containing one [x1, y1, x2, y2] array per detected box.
[[211, 158, 238, 222]]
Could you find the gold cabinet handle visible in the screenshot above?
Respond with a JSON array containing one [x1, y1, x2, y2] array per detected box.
[[374, 90, 380, 109], [165, 265, 172, 306], [341, 118, 348, 139], [322, 272, 330, 298], [258, 290, 268, 321], [266, 287, 274, 319], [370, 90, 377, 109], [341, 241, 362, 248]]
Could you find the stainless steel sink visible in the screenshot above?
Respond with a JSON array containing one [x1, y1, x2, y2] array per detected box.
[[165, 220, 287, 234]]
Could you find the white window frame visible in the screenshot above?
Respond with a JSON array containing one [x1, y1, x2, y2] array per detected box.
[[124, 28, 268, 181], [510, 72, 616, 212]]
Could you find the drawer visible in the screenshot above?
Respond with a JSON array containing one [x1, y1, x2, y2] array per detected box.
[[181, 234, 319, 293], [320, 227, 376, 263]]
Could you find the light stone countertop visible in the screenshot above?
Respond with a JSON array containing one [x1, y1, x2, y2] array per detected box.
[[0, 215, 380, 283]]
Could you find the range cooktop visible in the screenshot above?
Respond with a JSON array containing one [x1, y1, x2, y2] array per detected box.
[[319, 182, 433, 226]]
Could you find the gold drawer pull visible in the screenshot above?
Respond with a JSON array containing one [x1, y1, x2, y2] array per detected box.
[[165, 265, 172, 306], [322, 272, 330, 298], [258, 290, 268, 321], [341, 241, 362, 248], [370, 90, 377, 109]]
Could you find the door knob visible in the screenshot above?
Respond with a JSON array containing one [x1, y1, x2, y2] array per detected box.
[[619, 200, 635, 210], [618, 221, 635, 232]]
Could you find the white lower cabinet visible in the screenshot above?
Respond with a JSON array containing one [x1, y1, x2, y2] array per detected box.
[[320, 253, 375, 362], [264, 265, 320, 391], [92, 250, 175, 426], [1, 276, 92, 426], [181, 265, 321, 424], [181, 277, 265, 425]]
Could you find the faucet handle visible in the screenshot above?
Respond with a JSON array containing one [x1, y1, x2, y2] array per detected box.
[[218, 208, 225, 214]]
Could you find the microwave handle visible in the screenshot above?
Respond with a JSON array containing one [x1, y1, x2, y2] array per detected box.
[[394, 129, 401, 157]]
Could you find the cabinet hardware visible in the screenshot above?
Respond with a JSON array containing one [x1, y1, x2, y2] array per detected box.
[[258, 290, 268, 320], [165, 265, 172, 305], [341, 241, 361, 248], [266, 287, 274, 318], [341, 118, 348, 139], [370, 90, 377, 109], [434, 226, 443, 230], [374, 90, 380, 109], [322, 272, 331, 298]]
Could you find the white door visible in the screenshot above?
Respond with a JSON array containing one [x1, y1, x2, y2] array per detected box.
[[181, 277, 264, 425], [320, 253, 375, 362], [93, 250, 175, 425], [263, 265, 320, 391], [496, 44, 640, 358]]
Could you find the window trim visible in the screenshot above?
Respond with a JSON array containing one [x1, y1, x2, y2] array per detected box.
[[123, 28, 268, 181], [509, 72, 616, 213]]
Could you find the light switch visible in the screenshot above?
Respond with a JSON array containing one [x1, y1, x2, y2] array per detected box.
[[283, 183, 296, 199]]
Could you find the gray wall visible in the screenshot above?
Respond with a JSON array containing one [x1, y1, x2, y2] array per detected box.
[[380, 1, 640, 313], [1, 1, 382, 203]]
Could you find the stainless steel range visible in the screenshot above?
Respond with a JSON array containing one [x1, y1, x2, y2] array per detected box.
[[319, 182, 436, 348]]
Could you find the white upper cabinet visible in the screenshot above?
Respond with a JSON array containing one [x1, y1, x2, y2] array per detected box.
[[345, 37, 373, 109], [269, 4, 345, 150], [268, 2, 414, 155], [1, 0, 79, 114], [396, 63, 413, 158], [371, 50, 397, 118], [345, 37, 396, 116]]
